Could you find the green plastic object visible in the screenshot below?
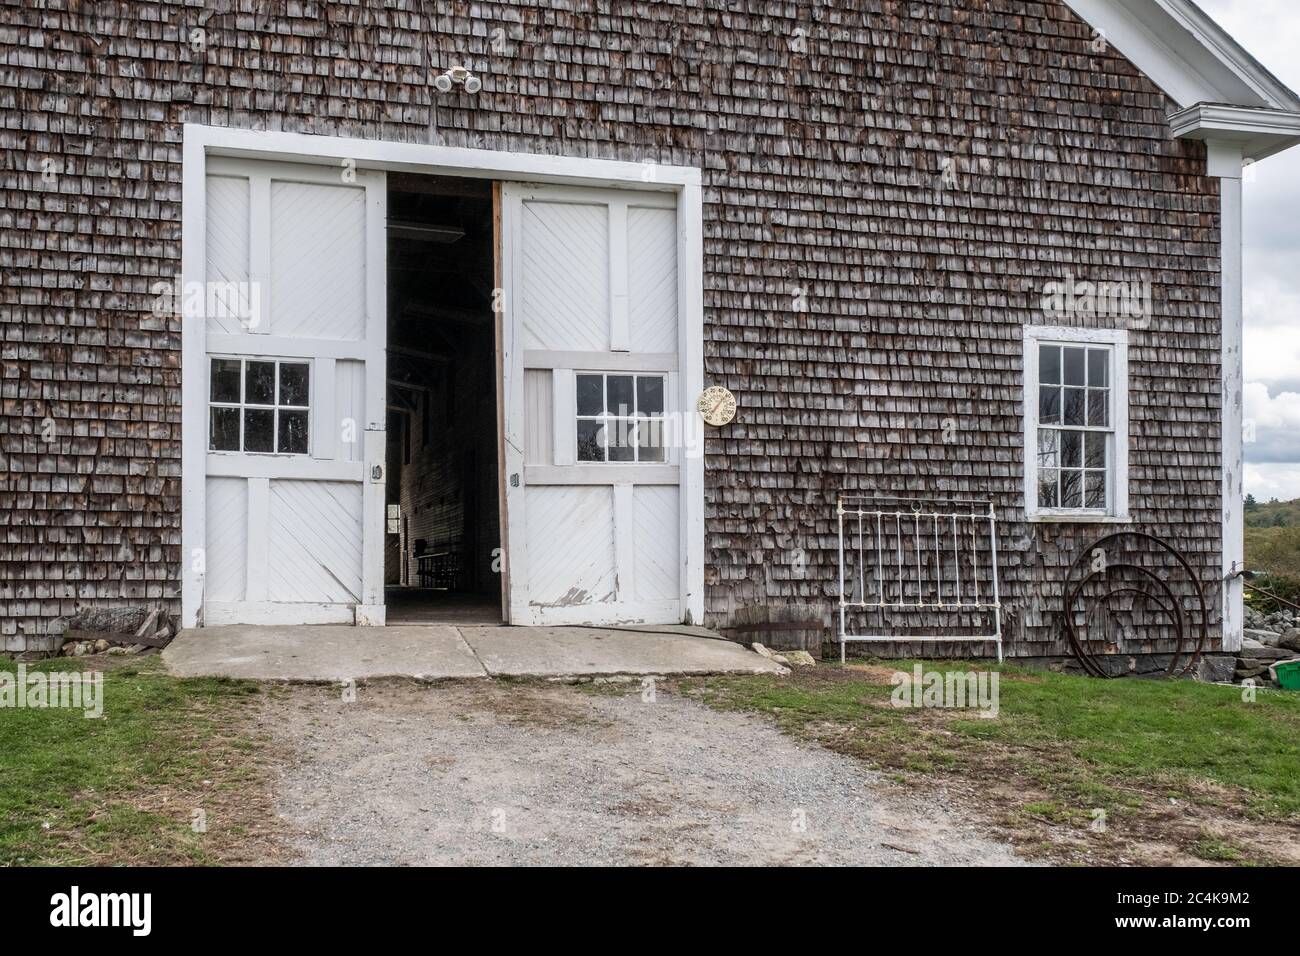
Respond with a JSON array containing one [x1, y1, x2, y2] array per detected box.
[[1274, 659, 1300, 691]]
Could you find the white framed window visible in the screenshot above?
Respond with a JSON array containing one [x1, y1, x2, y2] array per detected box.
[[574, 372, 667, 463], [208, 357, 311, 455], [1023, 327, 1129, 521]]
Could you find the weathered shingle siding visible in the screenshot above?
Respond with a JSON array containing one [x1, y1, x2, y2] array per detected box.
[[0, 1, 1222, 653]]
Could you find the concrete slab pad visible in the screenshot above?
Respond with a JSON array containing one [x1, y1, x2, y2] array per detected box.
[[462, 625, 787, 677], [164, 625, 487, 681]]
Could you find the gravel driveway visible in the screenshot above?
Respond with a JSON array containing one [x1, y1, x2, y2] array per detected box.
[[268, 679, 1025, 866]]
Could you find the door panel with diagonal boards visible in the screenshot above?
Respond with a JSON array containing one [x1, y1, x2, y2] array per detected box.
[[502, 183, 683, 625], [201, 157, 385, 626]]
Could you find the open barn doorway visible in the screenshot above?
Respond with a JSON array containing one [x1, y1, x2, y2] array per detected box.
[[384, 174, 502, 625]]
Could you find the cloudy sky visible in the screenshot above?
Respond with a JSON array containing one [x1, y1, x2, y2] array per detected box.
[[1194, 0, 1300, 501]]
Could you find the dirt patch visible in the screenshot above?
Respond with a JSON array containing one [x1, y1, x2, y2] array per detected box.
[[135, 685, 298, 866], [843, 663, 904, 683], [470, 678, 611, 728], [37, 666, 294, 866], [264, 678, 1027, 866]]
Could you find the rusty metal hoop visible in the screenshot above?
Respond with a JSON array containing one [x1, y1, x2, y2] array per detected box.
[[1061, 531, 1209, 679]]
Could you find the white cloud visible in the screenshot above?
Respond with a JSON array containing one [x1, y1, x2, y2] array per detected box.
[[1243, 326, 1300, 390], [1244, 381, 1300, 431], [1245, 463, 1300, 502], [1194, 1, 1300, 90], [1244, 382, 1300, 462]]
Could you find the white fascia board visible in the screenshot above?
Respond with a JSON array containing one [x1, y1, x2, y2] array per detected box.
[[1061, 0, 1300, 111], [1168, 104, 1300, 163], [1153, 0, 1300, 110]]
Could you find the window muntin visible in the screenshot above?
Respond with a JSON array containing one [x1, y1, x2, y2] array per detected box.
[[209, 358, 311, 455], [575, 373, 666, 463], [1034, 343, 1112, 512]]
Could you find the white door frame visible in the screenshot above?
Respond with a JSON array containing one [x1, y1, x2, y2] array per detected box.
[[181, 123, 706, 629]]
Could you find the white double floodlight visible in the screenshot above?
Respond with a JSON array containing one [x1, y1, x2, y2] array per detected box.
[[434, 64, 482, 95]]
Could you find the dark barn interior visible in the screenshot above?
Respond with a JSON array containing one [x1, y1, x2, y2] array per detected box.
[[384, 175, 501, 624]]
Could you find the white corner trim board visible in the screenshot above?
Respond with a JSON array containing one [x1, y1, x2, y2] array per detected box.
[[1209, 145, 1246, 654], [180, 123, 706, 630]]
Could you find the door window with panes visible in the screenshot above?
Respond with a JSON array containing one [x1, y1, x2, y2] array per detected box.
[[574, 373, 666, 463], [209, 358, 310, 455]]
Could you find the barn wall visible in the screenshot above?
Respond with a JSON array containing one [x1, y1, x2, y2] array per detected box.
[[0, 0, 1222, 654]]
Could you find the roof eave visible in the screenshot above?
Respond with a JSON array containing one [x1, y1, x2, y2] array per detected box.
[[1061, 0, 1300, 111], [1154, 0, 1300, 112], [1168, 104, 1300, 163]]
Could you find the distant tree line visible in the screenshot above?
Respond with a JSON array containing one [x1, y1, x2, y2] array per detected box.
[[1244, 495, 1300, 529], [1244, 496, 1300, 611]]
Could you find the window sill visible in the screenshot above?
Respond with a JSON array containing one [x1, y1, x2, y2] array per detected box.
[[207, 450, 311, 458], [1026, 512, 1132, 525]]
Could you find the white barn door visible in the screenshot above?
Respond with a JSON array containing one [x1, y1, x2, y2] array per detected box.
[[502, 184, 684, 625], [200, 157, 386, 626]]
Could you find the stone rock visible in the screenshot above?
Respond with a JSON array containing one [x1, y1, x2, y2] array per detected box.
[[1278, 629, 1300, 653], [1266, 611, 1297, 631], [1235, 662, 1270, 680], [107, 646, 130, 656], [92, 639, 109, 653], [1195, 655, 1236, 683], [1239, 643, 1295, 660], [751, 643, 788, 664], [1244, 628, 1282, 645], [783, 650, 816, 667]]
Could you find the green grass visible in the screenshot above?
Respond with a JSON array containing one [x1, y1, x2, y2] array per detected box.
[[1192, 837, 1245, 862], [956, 667, 1300, 816], [1021, 800, 1094, 826], [683, 662, 1300, 819], [0, 655, 266, 866]]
